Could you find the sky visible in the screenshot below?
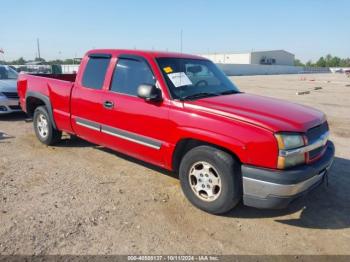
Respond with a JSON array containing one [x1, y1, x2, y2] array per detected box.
[[0, 0, 349, 62]]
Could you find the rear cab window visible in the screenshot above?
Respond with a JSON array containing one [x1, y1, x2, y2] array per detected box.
[[82, 54, 111, 89]]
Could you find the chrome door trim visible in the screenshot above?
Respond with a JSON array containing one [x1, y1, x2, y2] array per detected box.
[[75, 117, 161, 150], [75, 117, 101, 131], [101, 124, 161, 150]]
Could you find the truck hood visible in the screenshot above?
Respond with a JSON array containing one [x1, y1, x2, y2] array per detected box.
[[0, 79, 18, 92], [184, 93, 325, 132]]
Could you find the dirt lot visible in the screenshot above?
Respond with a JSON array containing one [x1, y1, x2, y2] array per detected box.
[[0, 73, 349, 255]]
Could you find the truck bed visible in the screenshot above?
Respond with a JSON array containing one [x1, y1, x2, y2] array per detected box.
[[17, 73, 76, 133], [30, 73, 77, 82]]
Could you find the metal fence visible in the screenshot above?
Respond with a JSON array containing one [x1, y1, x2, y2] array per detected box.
[[218, 64, 330, 76]]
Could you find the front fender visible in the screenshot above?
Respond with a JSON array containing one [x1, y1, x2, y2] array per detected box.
[[166, 122, 278, 170]]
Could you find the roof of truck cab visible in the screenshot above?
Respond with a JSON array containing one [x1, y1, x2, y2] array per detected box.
[[86, 49, 206, 60]]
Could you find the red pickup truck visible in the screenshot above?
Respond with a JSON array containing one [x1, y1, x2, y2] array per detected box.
[[18, 49, 334, 214]]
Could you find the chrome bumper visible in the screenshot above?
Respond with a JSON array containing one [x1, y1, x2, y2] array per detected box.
[[242, 141, 335, 209], [243, 169, 328, 198], [0, 97, 21, 114]]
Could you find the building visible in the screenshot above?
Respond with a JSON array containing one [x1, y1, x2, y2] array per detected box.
[[200, 50, 295, 66]]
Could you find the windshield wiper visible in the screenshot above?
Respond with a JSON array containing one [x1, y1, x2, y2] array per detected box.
[[219, 90, 241, 95], [180, 92, 219, 101]]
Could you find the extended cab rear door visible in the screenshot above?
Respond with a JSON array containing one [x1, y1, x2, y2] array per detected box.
[[70, 54, 112, 145]]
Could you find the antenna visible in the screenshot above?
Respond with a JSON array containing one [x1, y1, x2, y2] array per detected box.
[[37, 38, 41, 59]]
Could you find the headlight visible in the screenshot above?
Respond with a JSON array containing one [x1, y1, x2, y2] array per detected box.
[[275, 133, 304, 149], [275, 133, 306, 169]]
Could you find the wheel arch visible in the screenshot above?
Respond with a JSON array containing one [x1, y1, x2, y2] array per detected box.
[[172, 138, 242, 173], [26, 91, 57, 129]]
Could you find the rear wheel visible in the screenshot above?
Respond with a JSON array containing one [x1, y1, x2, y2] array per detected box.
[[179, 145, 242, 214], [33, 106, 61, 145]]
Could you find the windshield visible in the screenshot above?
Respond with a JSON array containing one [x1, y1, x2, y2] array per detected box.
[[0, 66, 18, 80], [156, 58, 239, 100]]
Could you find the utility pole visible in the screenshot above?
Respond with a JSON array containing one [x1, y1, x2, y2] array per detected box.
[[37, 38, 41, 59], [0, 48, 5, 62], [73, 52, 77, 65]]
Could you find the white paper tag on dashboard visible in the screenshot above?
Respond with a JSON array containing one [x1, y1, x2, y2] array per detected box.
[[167, 72, 192, 87]]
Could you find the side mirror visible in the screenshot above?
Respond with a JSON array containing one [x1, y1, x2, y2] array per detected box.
[[137, 84, 163, 102]]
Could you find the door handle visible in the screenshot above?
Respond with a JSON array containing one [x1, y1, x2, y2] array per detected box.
[[103, 100, 114, 109]]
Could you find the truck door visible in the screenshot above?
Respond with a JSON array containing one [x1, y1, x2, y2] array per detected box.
[[70, 54, 112, 145], [98, 55, 170, 167]]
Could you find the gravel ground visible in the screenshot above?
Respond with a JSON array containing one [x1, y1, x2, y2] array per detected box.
[[0, 73, 349, 255]]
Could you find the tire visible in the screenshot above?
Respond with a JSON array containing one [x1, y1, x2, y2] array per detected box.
[[33, 106, 61, 145], [179, 145, 242, 214]]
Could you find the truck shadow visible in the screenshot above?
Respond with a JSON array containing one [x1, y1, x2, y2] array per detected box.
[[98, 147, 176, 178], [56, 136, 96, 148], [228, 156, 350, 230], [99, 145, 350, 229], [0, 112, 27, 122], [55, 139, 176, 175], [55, 138, 350, 230]]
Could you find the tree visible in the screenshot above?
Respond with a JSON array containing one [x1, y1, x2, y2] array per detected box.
[[11, 57, 26, 65], [46, 59, 64, 65], [316, 57, 326, 67], [294, 59, 304, 66], [34, 57, 46, 64], [340, 58, 350, 67], [329, 56, 341, 67], [305, 60, 313, 67], [325, 54, 332, 64], [63, 59, 75, 64]]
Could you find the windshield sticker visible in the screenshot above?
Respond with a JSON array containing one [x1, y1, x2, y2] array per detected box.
[[167, 72, 193, 88], [163, 66, 173, 73]]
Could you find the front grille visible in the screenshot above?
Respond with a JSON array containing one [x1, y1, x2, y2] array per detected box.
[[309, 146, 325, 159], [306, 121, 329, 161], [306, 122, 329, 144], [2, 92, 19, 99]]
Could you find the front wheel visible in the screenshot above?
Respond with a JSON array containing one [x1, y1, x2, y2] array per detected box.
[[179, 145, 242, 214], [33, 106, 61, 145]]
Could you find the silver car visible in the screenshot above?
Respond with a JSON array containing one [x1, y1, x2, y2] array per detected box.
[[0, 65, 21, 114]]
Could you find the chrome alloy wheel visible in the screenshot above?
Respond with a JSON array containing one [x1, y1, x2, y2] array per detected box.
[[37, 114, 49, 138], [188, 161, 222, 202]]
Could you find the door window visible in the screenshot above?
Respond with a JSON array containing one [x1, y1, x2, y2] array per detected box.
[[110, 58, 155, 95]]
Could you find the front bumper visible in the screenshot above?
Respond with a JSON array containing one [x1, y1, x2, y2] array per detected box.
[[0, 97, 21, 114], [242, 141, 335, 209]]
